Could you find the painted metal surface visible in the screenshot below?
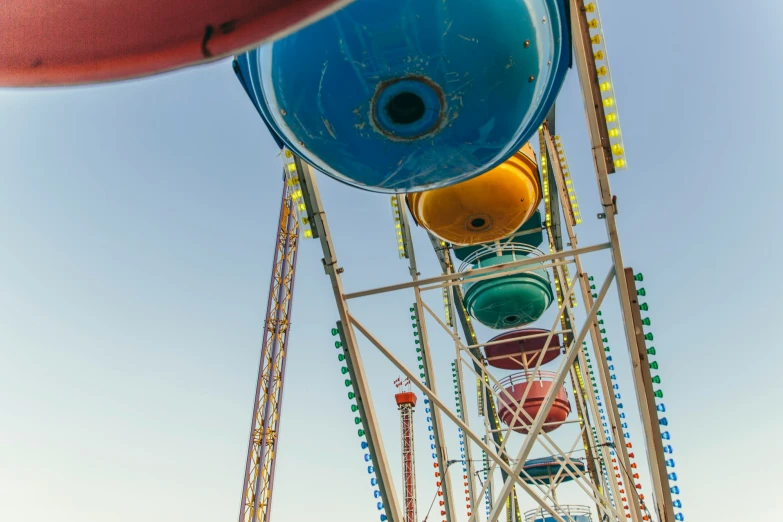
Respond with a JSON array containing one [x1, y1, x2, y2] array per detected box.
[[453, 211, 545, 262], [521, 458, 586, 484], [528, 513, 591, 522], [524, 505, 592, 522], [495, 374, 570, 434], [235, 0, 570, 192], [406, 144, 541, 246], [394, 391, 417, 406], [463, 254, 554, 329], [484, 329, 561, 370], [0, 0, 351, 86]]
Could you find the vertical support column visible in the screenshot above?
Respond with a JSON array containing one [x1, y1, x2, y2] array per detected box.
[[567, 362, 606, 512], [402, 405, 416, 522], [624, 269, 675, 522], [239, 180, 299, 522], [542, 170, 605, 511], [426, 233, 522, 522], [569, 2, 671, 520], [396, 391, 418, 522], [541, 125, 621, 519], [453, 355, 478, 517], [298, 158, 404, 522], [482, 431, 494, 517], [398, 198, 456, 522], [485, 267, 615, 522], [543, 126, 639, 522], [413, 301, 457, 522]]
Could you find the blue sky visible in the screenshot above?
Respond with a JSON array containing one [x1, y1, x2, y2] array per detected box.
[[1, 1, 782, 521]]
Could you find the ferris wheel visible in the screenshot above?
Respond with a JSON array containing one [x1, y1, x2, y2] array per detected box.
[[231, 1, 682, 522], [0, 0, 684, 521]]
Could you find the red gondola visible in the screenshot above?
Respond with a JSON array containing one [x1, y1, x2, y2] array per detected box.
[[495, 372, 571, 434]]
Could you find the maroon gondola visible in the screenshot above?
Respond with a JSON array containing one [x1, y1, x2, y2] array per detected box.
[[484, 329, 561, 370], [0, 0, 350, 86]]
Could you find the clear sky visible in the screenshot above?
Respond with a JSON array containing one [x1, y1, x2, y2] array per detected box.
[[1, 1, 782, 521]]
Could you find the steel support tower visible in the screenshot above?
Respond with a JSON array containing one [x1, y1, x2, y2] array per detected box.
[[238, 180, 300, 522], [395, 378, 418, 522]]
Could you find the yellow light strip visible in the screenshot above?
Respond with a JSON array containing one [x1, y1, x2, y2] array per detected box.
[[282, 149, 314, 239], [538, 128, 552, 228], [564, 264, 578, 308], [442, 287, 453, 328], [389, 196, 407, 259], [554, 135, 582, 225], [585, 2, 627, 171], [476, 377, 484, 416], [550, 134, 580, 307]]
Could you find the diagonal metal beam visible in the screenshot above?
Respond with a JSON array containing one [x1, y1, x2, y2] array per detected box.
[[486, 267, 616, 522], [348, 314, 570, 522], [297, 159, 403, 522], [343, 243, 610, 300], [543, 121, 640, 521], [426, 234, 523, 522], [569, 1, 672, 519]]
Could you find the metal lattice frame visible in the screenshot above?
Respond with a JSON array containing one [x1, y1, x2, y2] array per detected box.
[[238, 180, 299, 522], [399, 399, 417, 522]]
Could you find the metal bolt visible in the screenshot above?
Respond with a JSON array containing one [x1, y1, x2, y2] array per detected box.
[[528, 75, 535, 83], [524, 40, 530, 48], [280, 109, 287, 116], [337, 267, 345, 274]]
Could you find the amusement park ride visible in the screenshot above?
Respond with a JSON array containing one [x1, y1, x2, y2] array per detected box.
[[1, 1, 684, 522], [229, 0, 684, 521]]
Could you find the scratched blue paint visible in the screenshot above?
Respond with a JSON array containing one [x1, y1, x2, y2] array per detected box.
[[235, 0, 570, 193]]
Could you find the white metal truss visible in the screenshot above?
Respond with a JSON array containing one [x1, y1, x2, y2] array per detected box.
[[288, 60, 669, 522], [342, 262, 618, 522], [289, 139, 625, 519]]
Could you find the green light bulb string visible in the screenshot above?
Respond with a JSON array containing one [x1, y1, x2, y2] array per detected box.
[[633, 275, 685, 520], [330, 326, 388, 522], [585, 272, 681, 521]]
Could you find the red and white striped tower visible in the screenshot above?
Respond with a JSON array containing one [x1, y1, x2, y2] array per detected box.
[[395, 378, 418, 522]]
